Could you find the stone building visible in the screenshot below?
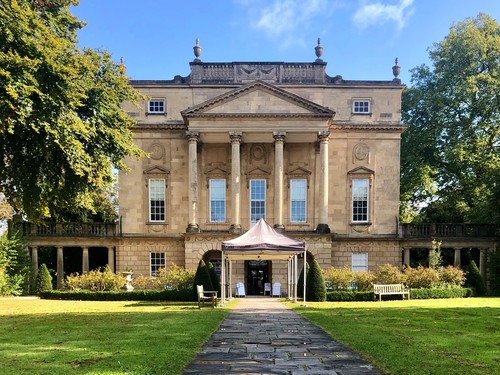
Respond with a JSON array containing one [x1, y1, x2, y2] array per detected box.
[[117, 40, 405, 295]]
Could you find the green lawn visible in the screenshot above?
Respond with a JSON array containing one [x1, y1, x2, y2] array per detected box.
[[0, 298, 232, 375], [290, 298, 500, 375]]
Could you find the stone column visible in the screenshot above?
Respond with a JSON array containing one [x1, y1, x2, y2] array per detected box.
[[186, 131, 200, 233], [229, 132, 242, 233], [403, 247, 410, 266], [454, 248, 461, 268], [56, 246, 64, 289], [273, 132, 285, 231], [31, 246, 39, 274], [316, 131, 330, 233], [107, 247, 115, 272], [82, 247, 89, 273], [479, 248, 486, 279]]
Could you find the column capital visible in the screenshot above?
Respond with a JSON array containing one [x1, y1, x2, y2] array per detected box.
[[186, 131, 200, 142], [273, 131, 286, 143], [229, 132, 242, 143], [318, 131, 330, 142]]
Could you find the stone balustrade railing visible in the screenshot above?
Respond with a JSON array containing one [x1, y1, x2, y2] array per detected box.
[[401, 223, 499, 238]]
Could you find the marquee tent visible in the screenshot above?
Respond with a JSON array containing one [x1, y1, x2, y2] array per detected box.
[[220, 219, 307, 303]]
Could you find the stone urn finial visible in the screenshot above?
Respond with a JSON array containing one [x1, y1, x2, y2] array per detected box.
[[392, 57, 400, 79], [193, 38, 202, 62], [315, 37, 323, 62]]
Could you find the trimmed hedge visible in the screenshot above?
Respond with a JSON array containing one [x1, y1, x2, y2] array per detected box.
[[326, 291, 373, 301], [39, 289, 195, 302], [410, 287, 474, 299], [326, 287, 473, 301]]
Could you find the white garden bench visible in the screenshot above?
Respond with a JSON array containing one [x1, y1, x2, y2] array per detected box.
[[373, 283, 410, 301], [196, 285, 218, 308]]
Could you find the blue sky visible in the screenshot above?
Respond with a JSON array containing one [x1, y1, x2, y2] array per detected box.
[[72, 0, 500, 85]]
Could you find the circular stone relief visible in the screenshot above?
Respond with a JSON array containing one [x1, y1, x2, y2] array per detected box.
[[353, 143, 370, 161], [149, 143, 165, 160]]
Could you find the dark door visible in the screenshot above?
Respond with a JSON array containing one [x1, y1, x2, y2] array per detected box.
[[246, 260, 270, 295]]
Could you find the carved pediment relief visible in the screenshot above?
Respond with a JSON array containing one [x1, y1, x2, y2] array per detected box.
[[347, 166, 374, 176], [181, 81, 335, 119]]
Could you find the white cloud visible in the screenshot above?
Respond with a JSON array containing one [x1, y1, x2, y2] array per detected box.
[[249, 0, 331, 37], [353, 0, 415, 30]]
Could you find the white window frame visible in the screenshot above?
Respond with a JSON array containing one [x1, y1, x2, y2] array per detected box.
[[209, 179, 226, 223], [150, 252, 166, 276], [250, 179, 266, 223], [352, 100, 370, 114], [148, 99, 165, 114], [149, 178, 166, 222], [352, 179, 369, 223], [352, 252, 368, 272], [290, 179, 307, 223]]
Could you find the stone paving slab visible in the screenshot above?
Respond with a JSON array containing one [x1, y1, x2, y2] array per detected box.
[[183, 297, 381, 374]]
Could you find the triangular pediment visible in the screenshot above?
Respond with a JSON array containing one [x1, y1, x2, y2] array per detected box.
[[347, 166, 374, 175], [286, 166, 312, 177], [204, 166, 229, 176], [181, 81, 335, 119], [143, 165, 170, 175]]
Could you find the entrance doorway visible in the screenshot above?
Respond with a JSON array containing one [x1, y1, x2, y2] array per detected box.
[[246, 260, 271, 295]]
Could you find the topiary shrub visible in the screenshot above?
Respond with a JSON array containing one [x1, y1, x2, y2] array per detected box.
[[465, 260, 486, 296], [297, 262, 309, 298], [306, 260, 326, 302], [207, 262, 220, 294], [34, 264, 53, 294], [192, 259, 213, 298]]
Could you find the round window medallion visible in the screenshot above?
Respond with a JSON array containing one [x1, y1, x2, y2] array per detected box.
[[353, 143, 369, 161]]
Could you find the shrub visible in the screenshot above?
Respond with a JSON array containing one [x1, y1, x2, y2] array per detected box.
[[0, 231, 30, 295], [64, 266, 125, 292], [207, 262, 220, 294], [410, 287, 474, 299], [306, 260, 326, 302], [375, 264, 404, 284], [439, 266, 466, 287], [34, 264, 53, 294], [404, 266, 440, 288], [131, 274, 160, 290], [465, 260, 486, 296], [157, 264, 195, 291], [352, 271, 376, 291], [326, 290, 373, 301], [322, 267, 353, 290], [39, 289, 195, 301], [192, 260, 213, 297]]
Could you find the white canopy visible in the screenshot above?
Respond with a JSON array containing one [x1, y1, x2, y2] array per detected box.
[[220, 219, 307, 304]]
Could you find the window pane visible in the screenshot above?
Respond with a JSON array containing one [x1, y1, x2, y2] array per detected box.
[[352, 179, 368, 222], [290, 179, 306, 222], [250, 179, 266, 223], [352, 252, 368, 272], [148, 100, 165, 113], [149, 179, 165, 222], [210, 179, 226, 222], [150, 252, 166, 276]]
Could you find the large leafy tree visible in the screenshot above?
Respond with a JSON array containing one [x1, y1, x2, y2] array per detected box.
[[0, 0, 144, 222], [401, 13, 500, 224]]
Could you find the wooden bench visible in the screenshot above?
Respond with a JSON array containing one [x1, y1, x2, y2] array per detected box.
[[196, 285, 218, 308], [373, 283, 410, 301]]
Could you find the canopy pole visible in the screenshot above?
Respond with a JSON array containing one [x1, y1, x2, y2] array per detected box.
[[221, 250, 225, 305], [302, 247, 307, 306], [229, 260, 233, 299], [287, 257, 291, 300], [293, 254, 299, 302]]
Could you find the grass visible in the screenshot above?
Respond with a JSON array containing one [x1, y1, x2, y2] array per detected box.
[[0, 298, 233, 375], [290, 297, 500, 375]]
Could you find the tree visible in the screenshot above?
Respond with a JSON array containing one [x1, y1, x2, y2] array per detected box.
[[192, 260, 213, 298], [401, 13, 500, 224], [465, 260, 486, 296], [0, 231, 30, 295], [0, 0, 144, 222], [207, 261, 220, 294], [34, 263, 53, 294], [306, 259, 326, 302]]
